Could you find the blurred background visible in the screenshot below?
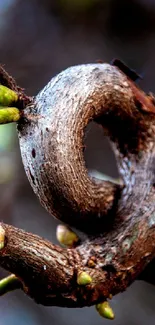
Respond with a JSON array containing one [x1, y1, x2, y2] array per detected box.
[[0, 0, 155, 324]]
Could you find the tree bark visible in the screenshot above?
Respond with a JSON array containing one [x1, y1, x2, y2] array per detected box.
[[0, 62, 155, 307]]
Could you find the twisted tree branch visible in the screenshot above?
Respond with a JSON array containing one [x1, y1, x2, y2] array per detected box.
[[0, 62, 155, 312], [18, 63, 155, 233]]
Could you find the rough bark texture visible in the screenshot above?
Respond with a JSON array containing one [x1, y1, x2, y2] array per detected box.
[[18, 63, 155, 233], [0, 62, 155, 307]]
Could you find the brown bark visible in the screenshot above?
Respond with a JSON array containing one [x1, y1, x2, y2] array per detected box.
[[0, 62, 155, 307]]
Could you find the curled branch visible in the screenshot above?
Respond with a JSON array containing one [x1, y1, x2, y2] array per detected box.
[[18, 63, 155, 233], [0, 62, 155, 311]]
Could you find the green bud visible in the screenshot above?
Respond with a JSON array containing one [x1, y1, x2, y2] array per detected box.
[[56, 225, 79, 247], [0, 107, 20, 124], [0, 274, 21, 296], [0, 85, 18, 106], [96, 301, 115, 320], [77, 271, 92, 286], [0, 225, 5, 249]]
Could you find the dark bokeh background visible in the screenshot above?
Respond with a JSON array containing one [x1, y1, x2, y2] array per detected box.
[[0, 0, 155, 324]]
